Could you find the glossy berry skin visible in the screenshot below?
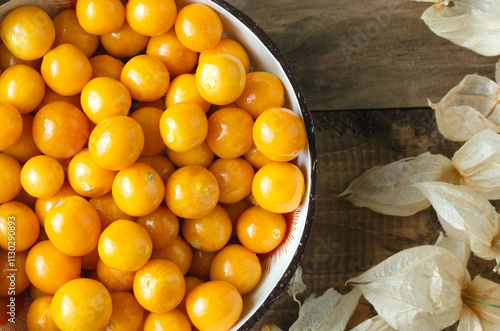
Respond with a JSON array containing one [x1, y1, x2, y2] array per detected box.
[[0, 201, 40, 252], [236, 205, 287, 254], [34, 181, 78, 227], [68, 148, 117, 198], [209, 158, 254, 204], [2, 114, 41, 164], [243, 143, 274, 169], [160, 102, 208, 152], [98, 220, 153, 272], [96, 259, 136, 292], [41, 44, 92, 96], [126, 0, 177, 36], [80, 77, 132, 124], [206, 107, 254, 159], [166, 141, 215, 169], [112, 162, 165, 217], [130, 107, 167, 156], [236, 71, 285, 119], [20, 155, 65, 199], [210, 244, 262, 295], [52, 9, 99, 58], [25, 240, 81, 294], [0, 249, 29, 297], [89, 192, 137, 231], [165, 73, 211, 112], [33, 101, 90, 159], [26, 295, 60, 331], [100, 21, 150, 58], [105, 292, 145, 331], [44, 196, 101, 256], [144, 309, 191, 331], [0, 64, 45, 114], [252, 162, 305, 213], [137, 154, 176, 184], [88, 115, 145, 171], [253, 107, 307, 162], [147, 28, 198, 78], [182, 205, 232, 252], [196, 53, 246, 106], [50, 278, 112, 330], [175, 4, 223, 52], [151, 235, 193, 275], [76, 0, 125, 35], [0, 153, 22, 204], [133, 259, 186, 313], [165, 165, 219, 219], [89, 54, 124, 80], [121, 54, 170, 102], [137, 206, 179, 250], [0, 6, 55, 61], [199, 38, 250, 73], [186, 280, 243, 331]]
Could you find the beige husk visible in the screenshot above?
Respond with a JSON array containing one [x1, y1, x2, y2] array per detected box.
[[413, 0, 500, 56]]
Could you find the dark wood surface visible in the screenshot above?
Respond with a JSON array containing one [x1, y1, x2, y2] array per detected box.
[[219, 1, 500, 330]]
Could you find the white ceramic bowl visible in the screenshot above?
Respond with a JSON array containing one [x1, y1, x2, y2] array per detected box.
[[0, 0, 318, 330]]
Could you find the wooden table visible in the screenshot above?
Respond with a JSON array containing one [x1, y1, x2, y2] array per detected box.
[[222, 1, 500, 329]]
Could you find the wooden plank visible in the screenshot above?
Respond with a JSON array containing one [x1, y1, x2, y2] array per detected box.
[[251, 109, 495, 330], [224, 0, 498, 111]]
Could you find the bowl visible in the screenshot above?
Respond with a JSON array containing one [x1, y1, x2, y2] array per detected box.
[[0, 0, 318, 330]]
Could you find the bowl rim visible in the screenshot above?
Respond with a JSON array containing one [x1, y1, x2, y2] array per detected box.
[[208, 1, 319, 329]]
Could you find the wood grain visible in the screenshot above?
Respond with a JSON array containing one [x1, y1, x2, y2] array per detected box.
[[250, 109, 498, 330], [225, 0, 498, 111]]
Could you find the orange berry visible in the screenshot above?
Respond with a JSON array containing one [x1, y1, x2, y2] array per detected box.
[[144, 309, 191, 331], [160, 102, 208, 152], [137, 154, 176, 184], [101, 21, 150, 58], [121, 54, 170, 102], [50, 278, 112, 330], [0, 6, 55, 61], [88, 115, 144, 171], [182, 205, 232, 252], [81, 77, 132, 124], [165, 73, 211, 112], [97, 259, 136, 292], [252, 162, 305, 213], [45, 196, 101, 257], [236, 71, 285, 119], [199, 38, 250, 73], [76, 0, 125, 35], [68, 148, 117, 198], [187, 249, 218, 281], [29, 285, 49, 301], [206, 107, 254, 159], [0, 64, 45, 114], [146, 28, 198, 78], [2, 114, 41, 163], [89, 192, 137, 231], [34, 181, 78, 227], [133, 259, 185, 313], [243, 143, 274, 169], [0, 201, 40, 252], [165, 165, 219, 219], [130, 107, 166, 156], [151, 235, 193, 275], [25, 240, 81, 294], [0, 43, 42, 71], [0, 153, 22, 204], [134, 97, 166, 111], [112, 162, 165, 217], [41, 44, 92, 96], [126, 0, 177, 36], [106, 292, 145, 331], [178, 276, 204, 317], [137, 206, 179, 249], [186, 280, 242, 331], [26, 295, 60, 331], [52, 9, 99, 58], [89, 54, 124, 80], [20, 155, 64, 198], [253, 107, 307, 162], [33, 101, 90, 159], [98, 220, 153, 271], [35, 87, 82, 113], [209, 158, 254, 204], [166, 141, 214, 168], [236, 205, 286, 254], [81, 246, 99, 271], [210, 244, 261, 295], [221, 199, 252, 237], [175, 4, 222, 52], [0, 249, 29, 297], [196, 53, 246, 105]]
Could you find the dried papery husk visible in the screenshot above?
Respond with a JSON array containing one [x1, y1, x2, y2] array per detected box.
[[351, 315, 396, 331], [261, 324, 284, 331], [414, 0, 500, 56], [429, 75, 500, 142], [338, 152, 456, 216], [287, 266, 307, 307], [435, 232, 472, 267], [288, 287, 362, 331], [347, 245, 470, 331], [459, 275, 500, 329], [417, 182, 500, 262], [452, 129, 500, 199]]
